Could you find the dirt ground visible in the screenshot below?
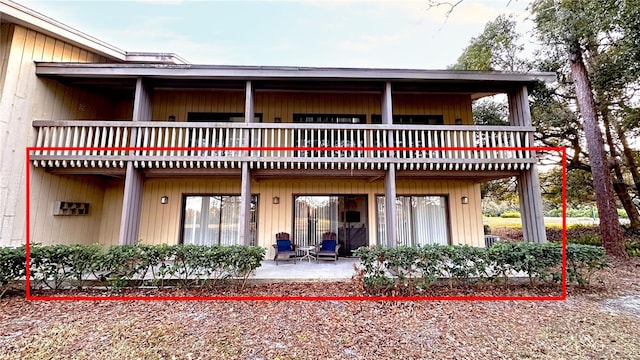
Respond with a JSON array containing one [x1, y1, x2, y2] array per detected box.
[[1, 260, 639, 360]]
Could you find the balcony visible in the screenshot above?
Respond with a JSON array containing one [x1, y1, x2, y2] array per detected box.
[[31, 121, 535, 172]]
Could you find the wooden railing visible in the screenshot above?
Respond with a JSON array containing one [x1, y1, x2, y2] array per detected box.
[[31, 121, 536, 171]]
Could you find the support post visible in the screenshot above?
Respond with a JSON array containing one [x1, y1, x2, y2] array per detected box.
[[509, 85, 546, 243], [119, 162, 144, 245], [382, 81, 397, 247], [238, 80, 254, 246], [118, 77, 151, 245]]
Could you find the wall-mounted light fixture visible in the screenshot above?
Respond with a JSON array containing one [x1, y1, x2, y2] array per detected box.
[[161, 196, 169, 204], [455, 118, 463, 125], [168, 115, 176, 122], [461, 196, 469, 204], [274, 117, 281, 123], [273, 196, 280, 205]]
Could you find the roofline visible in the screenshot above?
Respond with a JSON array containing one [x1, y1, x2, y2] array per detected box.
[[0, 0, 189, 64], [0, 0, 127, 61], [34, 63, 557, 83]]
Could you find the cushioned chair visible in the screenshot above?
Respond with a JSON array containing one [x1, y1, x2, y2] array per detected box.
[[314, 232, 341, 263], [272, 232, 296, 265]]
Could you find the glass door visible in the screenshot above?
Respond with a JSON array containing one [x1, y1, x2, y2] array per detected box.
[[293, 196, 339, 249]]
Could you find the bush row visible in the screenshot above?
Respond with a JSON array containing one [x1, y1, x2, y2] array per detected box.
[[353, 242, 608, 295], [490, 225, 639, 257], [544, 207, 629, 218], [0, 244, 265, 294]]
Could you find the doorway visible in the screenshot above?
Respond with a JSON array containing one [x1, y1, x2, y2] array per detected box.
[[293, 194, 369, 257]]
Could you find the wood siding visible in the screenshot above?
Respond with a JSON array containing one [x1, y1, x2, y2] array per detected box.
[[151, 90, 473, 125], [29, 172, 106, 246], [135, 177, 482, 256], [0, 24, 114, 246]]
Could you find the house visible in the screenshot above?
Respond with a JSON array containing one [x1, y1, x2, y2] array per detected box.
[[0, 0, 552, 258]]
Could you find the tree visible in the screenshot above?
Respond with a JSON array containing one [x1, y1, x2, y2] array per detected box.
[[532, 0, 627, 257], [451, 14, 529, 71]]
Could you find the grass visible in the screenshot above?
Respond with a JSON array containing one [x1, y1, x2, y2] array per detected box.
[[484, 216, 600, 229]]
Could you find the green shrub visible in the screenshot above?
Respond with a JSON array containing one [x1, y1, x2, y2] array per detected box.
[[8, 243, 265, 293], [30, 244, 102, 290], [500, 211, 521, 218], [354, 242, 608, 295], [0, 246, 26, 297], [625, 241, 640, 257], [565, 244, 608, 285]]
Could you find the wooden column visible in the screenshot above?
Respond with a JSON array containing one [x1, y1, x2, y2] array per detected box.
[[509, 85, 546, 243], [118, 77, 151, 245], [382, 81, 397, 247], [238, 80, 254, 246]]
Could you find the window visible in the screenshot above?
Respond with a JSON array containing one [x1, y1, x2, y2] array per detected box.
[[187, 112, 263, 122], [371, 114, 444, 125], [181, 195, 258, 246], [376, 195, 449, 246], [293, 114, 365, 124]]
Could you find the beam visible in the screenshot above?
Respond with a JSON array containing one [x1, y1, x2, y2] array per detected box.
[[118, 77, 151, 245], [238, 80, 254, 246], [382, 81, 397, 247], [118, 162, 144, 245], [509, 85, 546, 243]]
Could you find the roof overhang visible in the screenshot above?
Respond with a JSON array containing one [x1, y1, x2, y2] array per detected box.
[[35, 63, 556, 98]]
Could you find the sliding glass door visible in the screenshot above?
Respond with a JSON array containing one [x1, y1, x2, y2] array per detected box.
[[294, 196, 339, 248], [376, 195, 449, 246]]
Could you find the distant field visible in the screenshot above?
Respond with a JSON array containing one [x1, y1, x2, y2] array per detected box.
[[483, 217, 599, 228]]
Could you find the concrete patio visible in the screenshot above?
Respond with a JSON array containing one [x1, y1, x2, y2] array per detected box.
[[250, 258, 361, 282]]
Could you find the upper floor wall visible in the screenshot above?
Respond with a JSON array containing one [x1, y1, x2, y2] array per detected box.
[[152, 90, 473, 125]]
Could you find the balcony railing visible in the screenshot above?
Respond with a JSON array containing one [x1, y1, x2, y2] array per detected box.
[[31, 121, 535, 171]]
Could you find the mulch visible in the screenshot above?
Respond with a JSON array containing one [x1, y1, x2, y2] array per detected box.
[[1, 259, 639, 359]]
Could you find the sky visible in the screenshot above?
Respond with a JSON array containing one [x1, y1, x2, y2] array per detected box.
[[18, 0, 535, 69]]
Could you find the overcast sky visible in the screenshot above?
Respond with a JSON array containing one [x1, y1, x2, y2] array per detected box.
[[18, 0, 534, 69]]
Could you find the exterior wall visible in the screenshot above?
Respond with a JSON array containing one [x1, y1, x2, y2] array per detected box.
[[135, 177, 483, 256], [97, 179, 124, 247], [29, 172, 106, 246], [0, 24, 114, 246], [151, 90, 474, 125]]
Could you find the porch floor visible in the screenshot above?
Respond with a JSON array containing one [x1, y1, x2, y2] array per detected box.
[[250, 258, 360, 282]]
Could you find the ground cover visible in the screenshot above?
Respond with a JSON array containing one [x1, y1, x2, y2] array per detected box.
[[1, 259, 638, 359]]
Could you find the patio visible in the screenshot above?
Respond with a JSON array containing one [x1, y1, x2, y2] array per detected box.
[[250, 258, 361, 282]]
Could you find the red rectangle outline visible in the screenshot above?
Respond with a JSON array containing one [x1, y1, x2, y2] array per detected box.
[[25, 145, 567, 301]]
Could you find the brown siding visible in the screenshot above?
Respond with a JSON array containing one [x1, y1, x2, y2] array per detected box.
[[1, 24, 114, 246], [97, 179, 124, 247], [136, 177, 483, 256], [150, 90, 472, 124], [29, 172, 106, 246]]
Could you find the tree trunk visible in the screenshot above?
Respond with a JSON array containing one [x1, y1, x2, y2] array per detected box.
[[613, 116, 640, 198], [602, 107, 640, 230], [569, 48, 628, 258]]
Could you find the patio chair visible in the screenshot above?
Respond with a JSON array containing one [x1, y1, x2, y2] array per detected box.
[[273, 232, 296, 265], [314, 232, 341, 263]]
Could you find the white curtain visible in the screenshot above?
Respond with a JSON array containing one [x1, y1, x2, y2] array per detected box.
[[294, 196, 339, 247], [182, 195, 255, 246], [377, 196, 449, 246]]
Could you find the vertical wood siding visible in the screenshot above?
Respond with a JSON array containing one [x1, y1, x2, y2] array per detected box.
[[151, 90, 473, 124], [97, 179, 124, 247], [29, 172, 106, 245], [1, 24, 115, 246], [134, 177, 482, 256]]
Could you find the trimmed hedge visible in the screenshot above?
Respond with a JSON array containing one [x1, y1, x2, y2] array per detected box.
[[1, 244, 265, 294], [354, 242, 608, 294], [0, 246, 26, 297]]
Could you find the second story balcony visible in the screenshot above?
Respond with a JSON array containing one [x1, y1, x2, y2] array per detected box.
[[31, 120, 536, 173]]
